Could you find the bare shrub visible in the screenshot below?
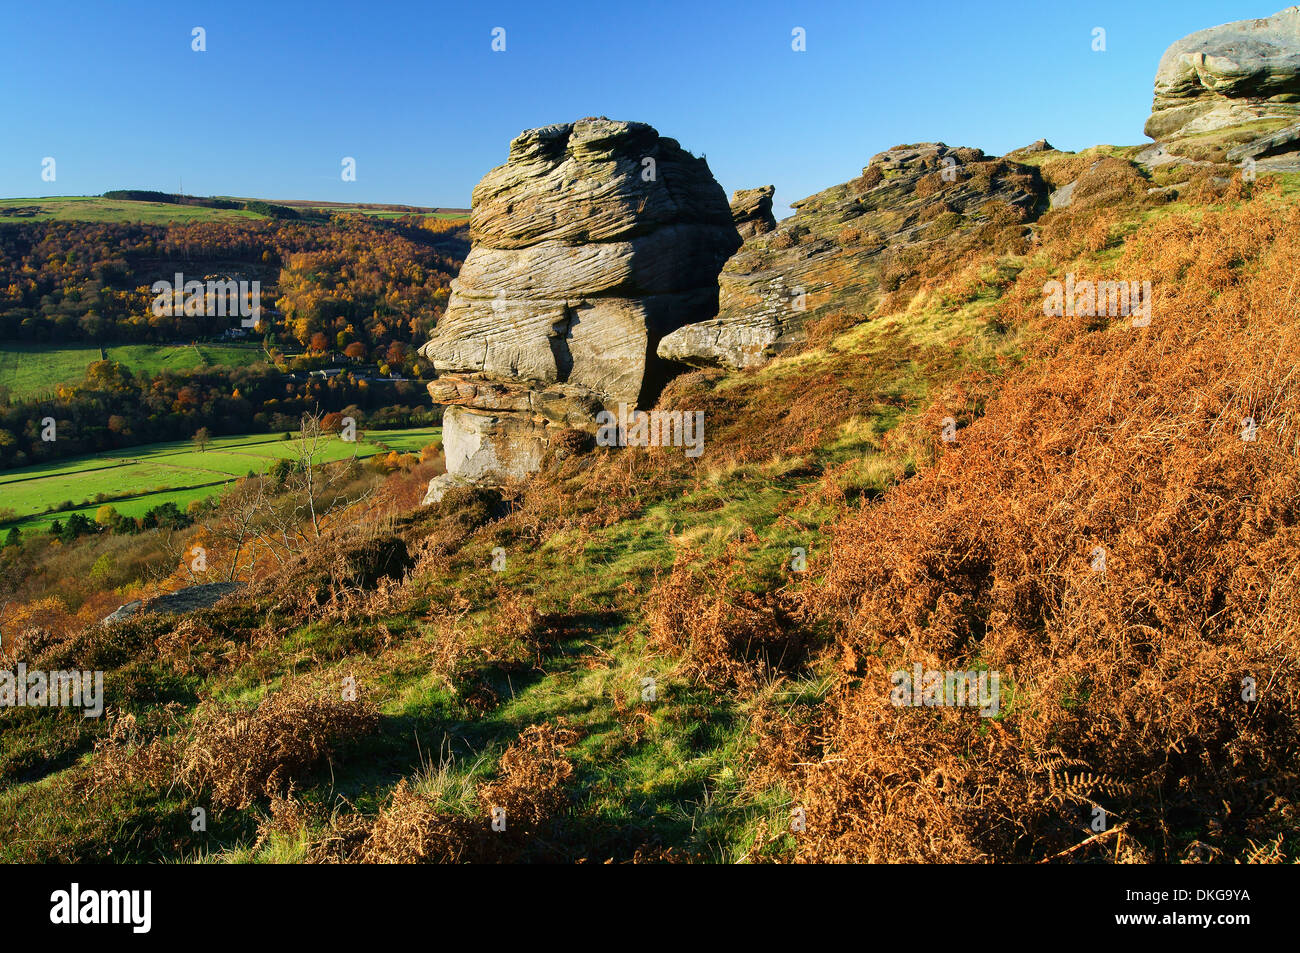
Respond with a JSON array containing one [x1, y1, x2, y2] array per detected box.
[[176, 680, 379, 809], [647, 542, 812, 691], [352, 780, 483, 863], [803, 310, 861, 349], [915, 172, 945, 199], [1069, 156, 1147, 210], [328, 720, 581, 863], [477, 720, 581, 832], [851, 165, 884, 192]]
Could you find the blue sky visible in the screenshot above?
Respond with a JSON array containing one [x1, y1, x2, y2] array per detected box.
[[0, 1, 1276, 218]]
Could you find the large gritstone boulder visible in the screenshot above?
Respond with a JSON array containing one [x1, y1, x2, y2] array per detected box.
[[1144, 7, 1300, 162], [418, 118, 740, 502]]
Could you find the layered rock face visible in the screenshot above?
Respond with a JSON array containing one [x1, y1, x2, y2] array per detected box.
[[659, 143, 1046, 370], [419, 119, 740, 502], [729, 185, 777, 239], [1145, 7, 1300, 149]]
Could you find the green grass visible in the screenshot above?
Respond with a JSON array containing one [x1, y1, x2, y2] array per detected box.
[[0, 427, 440, 530], [0, 196, 470, 226], [0, 343, 267, 400], [106, 343, 266, 375], [0, 346, 102, 400], [0, 196, 264, 224], [1267, 169, 1300, 200]]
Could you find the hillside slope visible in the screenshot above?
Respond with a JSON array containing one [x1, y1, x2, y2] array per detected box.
[[3, 136, 1296, 862]]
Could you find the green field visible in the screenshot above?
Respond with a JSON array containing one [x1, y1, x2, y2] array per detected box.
[[0, 343, 267, 400], [0, 196, 469, 225], [0, 196, 264, 224], [0, 427, 440, 531]]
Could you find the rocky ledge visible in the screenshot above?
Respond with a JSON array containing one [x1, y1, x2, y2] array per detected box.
[[659, 143, 1047, 370]]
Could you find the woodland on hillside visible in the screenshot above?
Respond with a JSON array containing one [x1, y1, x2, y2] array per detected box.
[[0, 213, 465, 469], [0, 213, 463, 348]]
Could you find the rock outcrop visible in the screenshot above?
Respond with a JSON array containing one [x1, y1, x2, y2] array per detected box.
[[729, 185, 776, 239], [1008, 138, 1054, 156], [659, 143, 1047, 370], [1226, 120, 1300, 162], [102, 582, 244, 625], [1144, 7, 1300, 158], [419, 118, 740, 502]]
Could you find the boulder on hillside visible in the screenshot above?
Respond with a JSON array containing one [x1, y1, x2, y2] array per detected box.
[[1144, 7, 1300, 151], [102, 582, 243, 625], [1007, 138, 1054, 156], [418, 118, 741, 502], [730, 185, 776, 239]]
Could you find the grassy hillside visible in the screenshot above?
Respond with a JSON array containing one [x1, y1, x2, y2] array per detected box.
[[0, 427, 441, 530], [0, 344, 266, 401], [0, 159, 1296, 865], [0, 195, 470, 225], [0, 197, 264, 224]]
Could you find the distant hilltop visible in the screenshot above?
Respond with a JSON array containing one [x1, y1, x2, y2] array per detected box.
[[0, 192, 470, 224]]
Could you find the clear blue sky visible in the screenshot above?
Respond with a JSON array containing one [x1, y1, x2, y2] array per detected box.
[[0, 0, 1276, 218]]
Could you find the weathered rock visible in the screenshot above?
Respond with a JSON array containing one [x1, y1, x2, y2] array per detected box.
[[422, 472, 474, 505], [1225, 120, 1300, 161], [146, 582, 243, 615], [1048, 180, 1077, 210], [1008, 138, 1054, 155], [659, 143, 1047, 370], [103, 601, 143, 624], [1145, 7, 1300, 143], [440, 405, 547, 483], [102, 583, 243, 625], [730, 185, 776, 239], [419, 118, 740, 494]]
